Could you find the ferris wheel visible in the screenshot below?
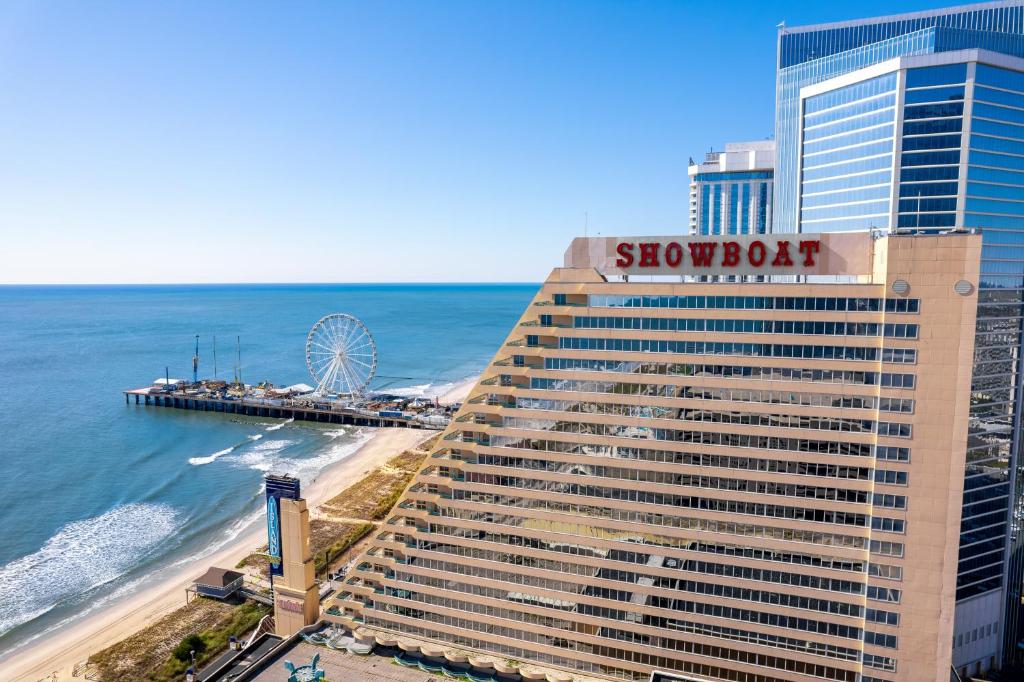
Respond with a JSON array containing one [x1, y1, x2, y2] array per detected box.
[[305, 313, 377, 397]]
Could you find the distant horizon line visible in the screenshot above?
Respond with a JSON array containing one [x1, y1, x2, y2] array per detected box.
[[0, 281, 543, 287]]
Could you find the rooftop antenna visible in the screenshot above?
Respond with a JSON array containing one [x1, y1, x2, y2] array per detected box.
[[165, 366, 170, 386], [213, 335, 218, 379], [193, 335, 200, 384], [236, 335, 242, 387]]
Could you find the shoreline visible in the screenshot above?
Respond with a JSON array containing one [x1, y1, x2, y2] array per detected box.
[[438, 375, 476, 405], [4, 426, 437, 682]]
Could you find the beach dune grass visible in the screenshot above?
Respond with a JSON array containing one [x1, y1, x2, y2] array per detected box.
[[322, 444, 431, 521], [87, 599, 269, 681]]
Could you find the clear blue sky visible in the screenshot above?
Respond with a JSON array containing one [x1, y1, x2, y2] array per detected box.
[[0, 0, 957, 283]]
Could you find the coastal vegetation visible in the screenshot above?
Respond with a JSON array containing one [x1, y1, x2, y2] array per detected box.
[[86, 599, 269, 681], [237, 435, 435, 577]]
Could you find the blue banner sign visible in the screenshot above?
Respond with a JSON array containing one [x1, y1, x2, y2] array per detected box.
[[265, 474, 301, 578]]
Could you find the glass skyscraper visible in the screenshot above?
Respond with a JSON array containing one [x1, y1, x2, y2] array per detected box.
[[777, 4, 1024, 676], [688, 141, 774, 236]]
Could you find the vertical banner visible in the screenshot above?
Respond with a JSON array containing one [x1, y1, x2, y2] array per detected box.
[[266, 494, 283, 577]]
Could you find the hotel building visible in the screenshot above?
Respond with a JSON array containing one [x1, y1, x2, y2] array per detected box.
[[775, 4, 1024, 673], [328, 230, 981, 682], [688, 141, 775, 236]]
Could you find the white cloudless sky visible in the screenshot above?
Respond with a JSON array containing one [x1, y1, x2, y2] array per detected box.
[[0, 0, 950, 283]]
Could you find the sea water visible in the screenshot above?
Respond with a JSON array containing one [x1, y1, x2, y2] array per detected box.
[[0, 283, 536, 657]]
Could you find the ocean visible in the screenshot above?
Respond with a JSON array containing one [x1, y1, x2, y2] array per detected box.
[[0, 283, 536, 657]]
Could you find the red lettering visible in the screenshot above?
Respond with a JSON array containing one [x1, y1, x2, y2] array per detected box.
[[665, 242, 683, 267], [772, 240, 794, 267], [638, 242, 660, 267], [748, 240, 767, 266], [688, 242, 717, 267], [799, 240, 821, 266], [615, 242, 634, 267], [722, 241, 741, 267]]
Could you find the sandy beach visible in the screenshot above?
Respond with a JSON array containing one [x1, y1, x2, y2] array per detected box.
[[438, 375, 477, 405], [4, 426, 437, 682]]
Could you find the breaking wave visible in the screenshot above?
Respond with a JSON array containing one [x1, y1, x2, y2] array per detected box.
[[265, 418, 294, 432], [0, 503, 178, 637]]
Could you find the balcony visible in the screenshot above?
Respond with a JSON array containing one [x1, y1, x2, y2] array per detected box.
[[519, 320, 571, 329], [505, 339, 557, 349]]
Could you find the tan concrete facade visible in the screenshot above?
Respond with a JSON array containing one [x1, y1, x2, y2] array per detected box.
[[273, 498, 319, 637], [327, 232, 981, 682]]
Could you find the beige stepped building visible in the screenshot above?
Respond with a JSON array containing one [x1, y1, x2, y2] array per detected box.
[[326, 231, 981, 682]]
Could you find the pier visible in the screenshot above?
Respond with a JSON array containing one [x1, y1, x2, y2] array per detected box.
[[124, 388, 446, 430]]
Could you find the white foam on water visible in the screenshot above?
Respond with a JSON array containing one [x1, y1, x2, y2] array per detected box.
[[265, 417, 294, 432], [248, 433, 263, 441], [0, 503, 178, 637], [188, 446, 235, 466], [232, 439, 297, 472], [296, 429, 373, 475], [322, 428, 348, 438], [384, 378, 469, 400]]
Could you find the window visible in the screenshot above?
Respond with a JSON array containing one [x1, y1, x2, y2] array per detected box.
[[874, 470, 909, 485], [867, 586, 901, 603], [864, 631, 898, 648], [872, 517, 906, 533], [875, 446, 910, 462], [873, 493, 907, 509], [869, 563, 903, 581]]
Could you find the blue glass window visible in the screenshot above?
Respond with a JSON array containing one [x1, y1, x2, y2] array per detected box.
[[902, 134, 962, 151], [741, 183, 751, 234], [905, 63, 967, 88], [757, 183, 767, 234], [900, 182, 957, 197], [904, 102, 964, 119], [975, 86, 1024, 110], [729, 184, 739, 235], [901, 150, 961, 166], [973, 118, 1024, 142], [713, 184, 722, 234], [904, 118, 962, 135], [968, 182, 1024, 199], [700, 185, 710, 235], [904, 85, 964, 104], [971, 135, 1024, 155], [977, 63, 1024, 94], [972, 150, 1024, 172], [901, 166, 959, 182]]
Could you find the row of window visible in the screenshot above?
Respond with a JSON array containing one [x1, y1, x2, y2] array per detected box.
[[491, 417, 876, 454], [585, 294, 919, 313], [471, 448, 880, 482], [462, 462, 873, 505], [398, 559, 865, 624], [516, 391, 915, 414], [537, 358, 917, 388], [456, 476, 873, 529], [409, 541, 867, 599], [367, 609, 857, 682], [423, 522, 865, 574], [475, 453, 872, 483], [433, 500, 869, 559], [571, 316, 919, 338], [556, 337, 916, 364]]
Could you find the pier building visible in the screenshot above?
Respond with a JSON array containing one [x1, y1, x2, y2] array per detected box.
[[325, 230, 980, 682]]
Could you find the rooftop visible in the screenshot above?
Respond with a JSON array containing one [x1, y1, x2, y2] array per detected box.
[[781, 0, 1024, 34]]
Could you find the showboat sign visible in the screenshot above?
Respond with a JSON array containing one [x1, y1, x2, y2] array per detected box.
[[563, 232, 874, 278]]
